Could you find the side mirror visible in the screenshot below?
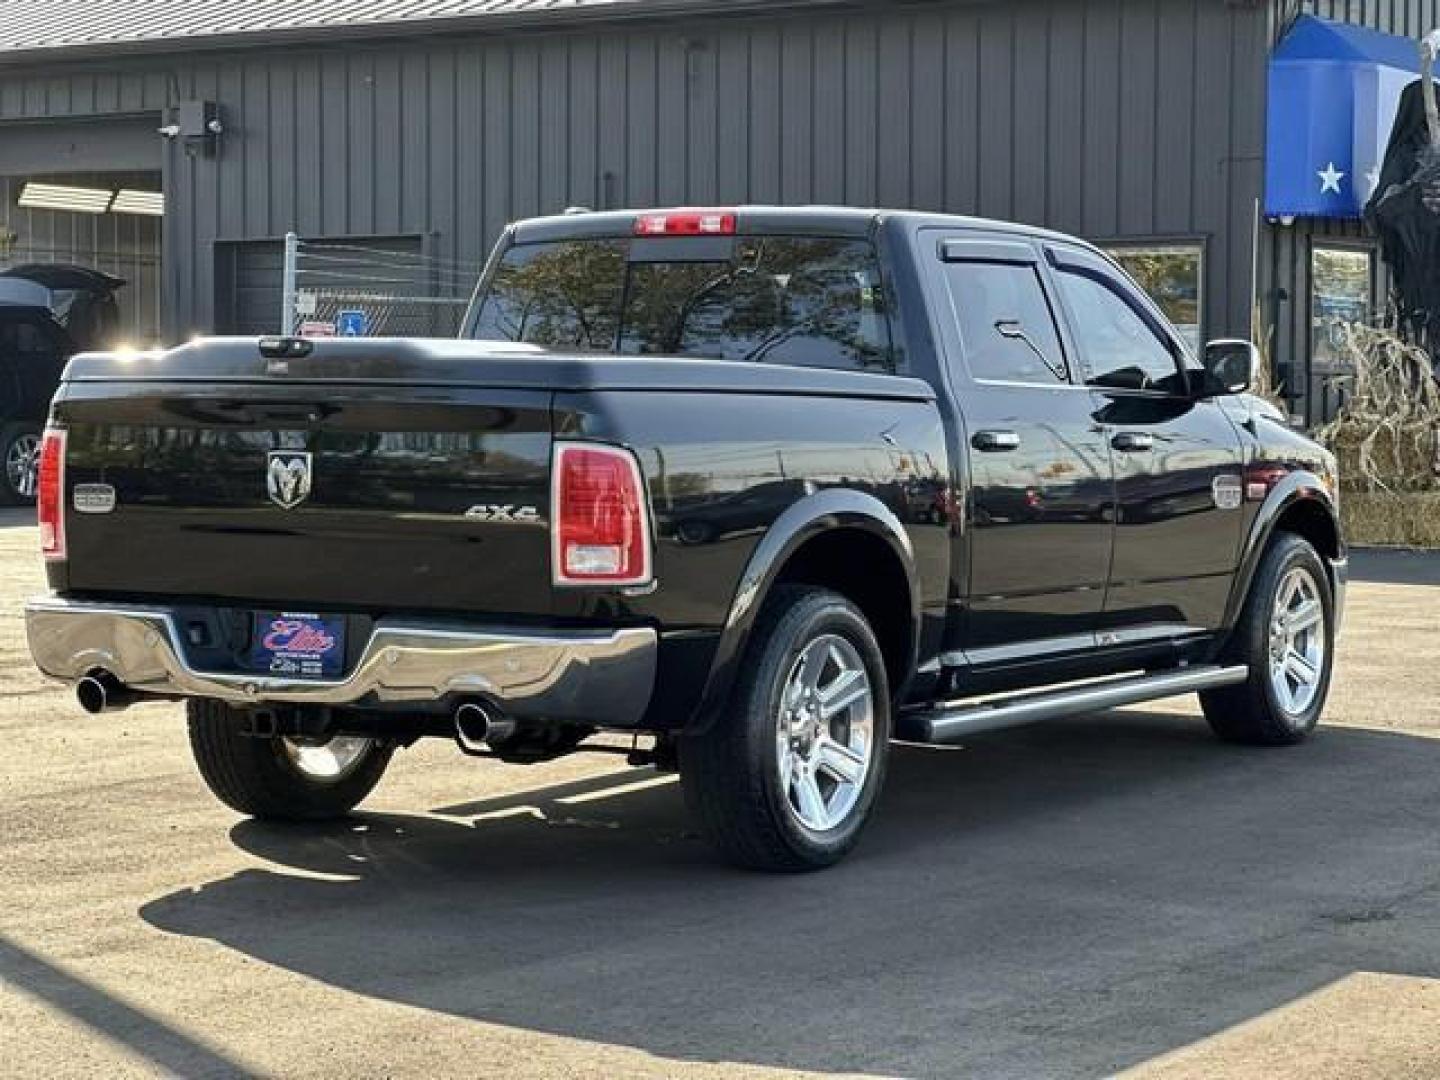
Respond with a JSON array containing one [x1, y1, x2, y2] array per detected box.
[[1199, 339, 1260, 397]]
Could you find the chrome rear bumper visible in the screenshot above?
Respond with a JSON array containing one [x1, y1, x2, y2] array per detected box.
[[25, 597, 657, 725]]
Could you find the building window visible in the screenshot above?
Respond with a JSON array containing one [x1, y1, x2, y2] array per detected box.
[[1105, 244, 1204, 355], [1310, 244, 1374, 374]]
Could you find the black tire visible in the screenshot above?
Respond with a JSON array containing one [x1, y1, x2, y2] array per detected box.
[[0, 423, 41, 505], [186, 699, 393, 820], [1201, 532, 1335, 746], [679, 585, 891, 872]]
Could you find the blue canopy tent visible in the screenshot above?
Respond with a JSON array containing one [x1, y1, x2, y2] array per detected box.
[[1266, 15, 1420, 219]]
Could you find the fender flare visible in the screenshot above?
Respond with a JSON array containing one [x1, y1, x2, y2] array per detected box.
[[1221, 470, 1344, 632], [686, 488, 921, 735]]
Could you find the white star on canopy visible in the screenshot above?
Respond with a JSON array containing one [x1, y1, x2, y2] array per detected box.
[[1317, 162, 1345, 194]]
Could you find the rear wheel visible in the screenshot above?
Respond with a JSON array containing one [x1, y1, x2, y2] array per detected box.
[[1, 424, 41, 505], [680, 585, 891, 872], [187, 699, 393, 820], [1201, 532, 1334, 746]]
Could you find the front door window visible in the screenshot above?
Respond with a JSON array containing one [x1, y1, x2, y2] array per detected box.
[[1054, 268, 1186, 395]]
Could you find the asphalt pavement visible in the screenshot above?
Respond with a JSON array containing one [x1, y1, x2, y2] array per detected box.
[[2, 509, 1439, 1079]]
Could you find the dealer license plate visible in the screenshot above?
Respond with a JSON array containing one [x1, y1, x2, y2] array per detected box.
[[249, 613, 346, 679]]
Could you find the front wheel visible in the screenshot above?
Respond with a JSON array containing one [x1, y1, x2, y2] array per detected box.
[[187, 699, 393, 820], [1201, 532, 1335, 745], [680, 585, 891, 871]]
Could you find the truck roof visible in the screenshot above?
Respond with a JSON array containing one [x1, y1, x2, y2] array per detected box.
[[510, 205, 1102, 253]]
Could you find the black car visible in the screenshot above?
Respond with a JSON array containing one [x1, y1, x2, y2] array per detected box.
[[25, 207, 1345, 871], [0, 265, 123, 503], [0, 304, 73, 503]]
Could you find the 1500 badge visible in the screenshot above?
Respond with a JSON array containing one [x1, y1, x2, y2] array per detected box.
[[465, 505, 540, 523]]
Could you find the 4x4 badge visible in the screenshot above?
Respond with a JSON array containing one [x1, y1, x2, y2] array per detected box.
[[267, 451, 312, 510]]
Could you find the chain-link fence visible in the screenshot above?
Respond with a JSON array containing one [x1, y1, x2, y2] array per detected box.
[[281, 234, 483, 339]]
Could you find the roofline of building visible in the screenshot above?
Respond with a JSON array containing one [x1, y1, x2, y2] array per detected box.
[[0, 0, 895, 68]]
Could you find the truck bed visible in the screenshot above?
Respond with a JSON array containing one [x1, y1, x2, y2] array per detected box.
[[51, 336, 934, 620]]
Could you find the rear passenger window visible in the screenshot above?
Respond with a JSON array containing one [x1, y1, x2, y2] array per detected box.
[[944, 262, 1068, 385]]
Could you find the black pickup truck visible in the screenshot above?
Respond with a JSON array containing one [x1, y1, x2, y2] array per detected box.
[[25, 207, 1345, 871]]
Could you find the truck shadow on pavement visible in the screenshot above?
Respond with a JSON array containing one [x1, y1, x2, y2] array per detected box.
[[140, 712, 1440, 1079]]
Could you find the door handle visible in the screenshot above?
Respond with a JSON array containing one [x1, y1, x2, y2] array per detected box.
[[1111, 431, 1154, 453], [971, 430, 1021, 452]]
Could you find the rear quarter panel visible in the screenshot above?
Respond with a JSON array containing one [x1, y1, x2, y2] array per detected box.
[[553, 388, 952, 728]]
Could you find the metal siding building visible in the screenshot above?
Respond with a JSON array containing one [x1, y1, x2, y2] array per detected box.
[[0, 0, 1432, 419]]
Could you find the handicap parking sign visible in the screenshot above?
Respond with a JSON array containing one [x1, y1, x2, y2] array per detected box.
[[336, 310, 369, 337]]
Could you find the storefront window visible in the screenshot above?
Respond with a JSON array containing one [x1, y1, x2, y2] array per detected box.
[[1310, 245, 1374, 373], [1106, 244, 1204, 354]]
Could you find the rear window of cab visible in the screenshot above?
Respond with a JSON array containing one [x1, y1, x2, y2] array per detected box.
[[469, 234, 896, 374]]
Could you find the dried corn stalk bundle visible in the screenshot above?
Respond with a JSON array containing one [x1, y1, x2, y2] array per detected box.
[[1314, 323, 1440, 493]]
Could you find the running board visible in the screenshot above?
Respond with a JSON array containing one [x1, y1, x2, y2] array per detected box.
[[896, 664, 1249, 745]]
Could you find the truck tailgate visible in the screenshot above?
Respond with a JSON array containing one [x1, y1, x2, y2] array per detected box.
[[56, 377, 554, 617]]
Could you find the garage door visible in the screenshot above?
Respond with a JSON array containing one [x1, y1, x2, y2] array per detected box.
[[214, 240, 288, 336], [0, 117, 159, 175]]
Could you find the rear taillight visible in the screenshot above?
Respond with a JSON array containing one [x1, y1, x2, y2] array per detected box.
[[633, 210, 736, 236], [552, 442, 653, 586], [37, 426, 66, 561]]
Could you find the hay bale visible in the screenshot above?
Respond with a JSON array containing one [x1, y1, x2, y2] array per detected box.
[[1315, 324, 1440, 495], [1341, 491, 1440, 547]]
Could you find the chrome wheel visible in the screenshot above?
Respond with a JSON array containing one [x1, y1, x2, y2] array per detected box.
[[1267, 566, 1326, 716], [281, 735, 376, 783], [5, 432, 39, 500], [776, 634, 875, 833]]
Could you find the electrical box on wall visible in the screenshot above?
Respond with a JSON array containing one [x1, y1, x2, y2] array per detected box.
[[171, 100, 222, 157], [177, 101, 216, 139]]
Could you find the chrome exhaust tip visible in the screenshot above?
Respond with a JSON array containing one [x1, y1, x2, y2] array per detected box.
[[454, 700, 517, 755], [455, 701, 494, 752], [76, 671, 133, 715]]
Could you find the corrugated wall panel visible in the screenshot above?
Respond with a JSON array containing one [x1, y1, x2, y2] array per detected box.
[[877, 19, 912, 209], [1227, 3, 1268, 340], [0, 0, 1274, 342], [1046, 2, 1085, 231], [1286, 0, 1440, 31], [843, 17, 879, 208], [943, 10, 980, 216], [1118, 1, 1158, 236], [655, 36, 687, 205], [975, 13, 1012, 221], [1013, 12, 1050, 227], [910, 11, 946, 213], [1082, 1, 1123, 239], [716, 30, 749, 203], [777, 22, 812, 204], [811, 20, 846, 206], [1154, 0, 1196, 234]]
